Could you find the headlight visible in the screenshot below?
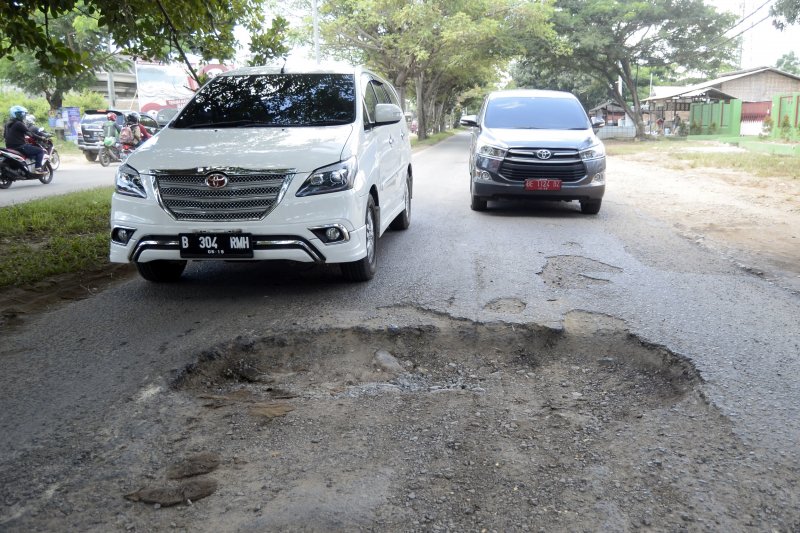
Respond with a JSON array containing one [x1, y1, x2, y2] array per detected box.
[[115, 164, 147, 198], [579, 142, 605, 161], [296, 157, 358, 197], [477, 141, 507, 160]]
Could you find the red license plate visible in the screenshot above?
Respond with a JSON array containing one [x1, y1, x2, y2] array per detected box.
[[524, 179, 562, 191]]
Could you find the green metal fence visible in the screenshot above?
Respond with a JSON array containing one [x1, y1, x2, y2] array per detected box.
[[688, 100, 742, 136]]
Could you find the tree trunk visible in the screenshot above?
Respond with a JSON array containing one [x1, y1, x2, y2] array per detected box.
[[415, 73, 427, 140]]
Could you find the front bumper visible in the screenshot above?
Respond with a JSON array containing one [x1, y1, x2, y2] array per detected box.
[[109, 188, 369, 265], [471, 157, 606, 202]]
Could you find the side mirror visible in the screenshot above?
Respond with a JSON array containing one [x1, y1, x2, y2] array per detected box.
[[374, 103, 403, 125], [591, 117, 605, 131], [460, 114, 478, 127]]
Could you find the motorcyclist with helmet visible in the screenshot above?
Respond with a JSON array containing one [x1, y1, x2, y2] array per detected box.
[[4, 105, 47, 174], [125, 112, 152, 146]]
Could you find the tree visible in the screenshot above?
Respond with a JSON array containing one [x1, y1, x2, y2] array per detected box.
[[0, 0, 289, 84], [776, 51, 800, 75], [771, 0, 800, 29], [318, 0, 552, 139], [516, 0, 738, 139], [0, 5, 121, 111]]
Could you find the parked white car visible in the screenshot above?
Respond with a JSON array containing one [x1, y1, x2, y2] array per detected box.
[[109, 63, 412, 282]]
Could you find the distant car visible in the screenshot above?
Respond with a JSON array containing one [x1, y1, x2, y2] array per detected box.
[[461, 89, 606, 214], [77, 109, 159, 162]]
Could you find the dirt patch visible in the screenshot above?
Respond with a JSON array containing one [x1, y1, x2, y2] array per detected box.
[[609, 149, 800, 292], [0, 264, 136, 330]]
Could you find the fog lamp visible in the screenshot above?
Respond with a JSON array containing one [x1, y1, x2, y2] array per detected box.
[[480, 171, 492, 181], [325, 227, 342, 241], [112, 227, 135, 245], [592, 172, 605, 184]]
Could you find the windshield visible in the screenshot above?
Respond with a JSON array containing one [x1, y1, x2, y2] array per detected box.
[[484, 96, 590, 130], [172, 73, 357, 128]]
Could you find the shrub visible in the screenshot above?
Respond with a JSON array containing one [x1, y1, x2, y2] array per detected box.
[[690, 121, 701, 135], [709, 121, 718, 134], [780, 115, 792, 141], [762, 115, 773, 136]]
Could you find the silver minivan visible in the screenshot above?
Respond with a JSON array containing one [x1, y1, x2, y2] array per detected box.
[[461, 89, 606, 214]]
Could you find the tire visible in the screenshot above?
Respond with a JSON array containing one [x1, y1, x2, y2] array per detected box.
[[83, 151, 97, 162], [136, 260, 187, 282], [38, 163, 54, 184], [389, 174, 411, 230], [0, 174, 12, 189], [341, 195, 378, 282], [98, 149, 111, 167], [580, 198, 602, 214], [470, 181, 487, 211], [49, 150, 60, 171]]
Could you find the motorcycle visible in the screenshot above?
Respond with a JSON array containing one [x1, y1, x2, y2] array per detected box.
[[0, 140, 54, 189], [98, 136, 134, 167], [27, 126, 60, 171]]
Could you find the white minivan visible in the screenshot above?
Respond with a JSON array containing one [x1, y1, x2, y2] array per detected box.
[[109, 63, 412, 282]]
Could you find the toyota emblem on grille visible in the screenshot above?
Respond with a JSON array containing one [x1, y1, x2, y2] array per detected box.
[[536, 149, 552, 160], [205, 172, 228, 189]]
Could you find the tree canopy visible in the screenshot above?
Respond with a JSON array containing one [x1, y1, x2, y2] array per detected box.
[[0, 0, 288, 82], [771, 0, 800, 29], [513, 0, 738, 138], [318, 0, 553, 138]]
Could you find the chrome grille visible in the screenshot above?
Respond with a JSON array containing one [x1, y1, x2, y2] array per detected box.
[[499, 148, 587, 182], [154, 170, 293, 221]]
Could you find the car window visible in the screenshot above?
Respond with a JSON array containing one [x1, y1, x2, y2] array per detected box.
[[484, 96, 590, 130], [371, 81, 392, 105], [362, 78, 378, 125], [81, 115, 107, 126], [172, 73, 357, 128]]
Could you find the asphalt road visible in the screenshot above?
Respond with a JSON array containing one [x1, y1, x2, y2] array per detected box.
[[0, 156, 115, 206], [1, 133, 799, 527]]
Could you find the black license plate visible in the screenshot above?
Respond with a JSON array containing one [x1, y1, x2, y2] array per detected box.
[[179, 233, 253, 258]]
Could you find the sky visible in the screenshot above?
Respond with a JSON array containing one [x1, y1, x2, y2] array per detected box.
[[710, 0, 800, 69]]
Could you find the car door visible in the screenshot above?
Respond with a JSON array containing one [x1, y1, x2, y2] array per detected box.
[[360, 75, 394, 231], [368, 78, 404, 221]]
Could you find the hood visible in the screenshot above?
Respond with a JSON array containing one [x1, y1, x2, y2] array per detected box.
[[482, 127, 599, 150], [126, 125, 355, 173]]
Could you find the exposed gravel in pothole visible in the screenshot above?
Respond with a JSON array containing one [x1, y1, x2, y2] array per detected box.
[[2, 310, 798, 532]]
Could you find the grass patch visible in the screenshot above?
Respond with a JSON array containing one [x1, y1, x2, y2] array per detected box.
[[0, 187, 113, 288], [411, 129, 458, 148], [54, 137, 82, 155], [605, 139, 800, 179]]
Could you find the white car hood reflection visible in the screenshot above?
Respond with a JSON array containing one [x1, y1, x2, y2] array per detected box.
[[126, 125, 355, 173]]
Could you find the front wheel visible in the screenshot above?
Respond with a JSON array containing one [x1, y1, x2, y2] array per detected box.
[[0, 173, 12, 189], [38, 163, 54, 184], [341, 195, 378, 282], [136, 260, 187, 282], [49, 150, 60, 171], [98, 149, 111, 167], [580, 199, 602, 214], [84, 151, 97, 162]]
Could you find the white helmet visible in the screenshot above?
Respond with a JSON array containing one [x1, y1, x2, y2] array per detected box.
[[24, 114, 36, 126]]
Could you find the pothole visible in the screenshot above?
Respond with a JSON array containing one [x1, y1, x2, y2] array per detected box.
[[539, 255, 623, 289], [123, 310, 795, 531], [173, 311, 699, 410]]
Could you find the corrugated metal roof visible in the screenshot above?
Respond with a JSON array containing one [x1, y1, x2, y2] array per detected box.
[[643, 67, 800, 102]]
